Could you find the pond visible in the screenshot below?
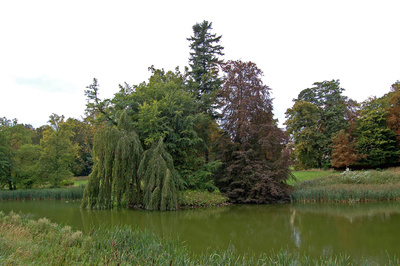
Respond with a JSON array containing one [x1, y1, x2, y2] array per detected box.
[[1, 200, 400, 263]]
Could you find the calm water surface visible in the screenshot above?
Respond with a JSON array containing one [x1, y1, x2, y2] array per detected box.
[[1, 200, 400, 262]]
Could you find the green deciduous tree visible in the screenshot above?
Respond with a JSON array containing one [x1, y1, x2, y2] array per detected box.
[[65, 118, 94, 176], [216, 60, 292, 203], [355, 97, 400, 167], [285, 80, 351, 168], [285, 100, 324, 169], [39, 114, 78, 187], [138, 137, 182, 210], [0, 118, 34, 189], [13, 144, 41, 188], [82, 111, 182, 210], [83, 67, 221, 192], [386, 81, 400, 149], [82, 111, 143, 209]]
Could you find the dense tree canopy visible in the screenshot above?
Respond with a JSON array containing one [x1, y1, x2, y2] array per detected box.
[[355, 97, 400, 167], [0, 118, 34, 189], [386, 82, 400, 146], [39, 114, 78, 187], [285, 80, 351, 169], [331, 130, 360, 168]]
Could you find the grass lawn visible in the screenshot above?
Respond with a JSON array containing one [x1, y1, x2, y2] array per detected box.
[[72, 176, 88, 187], [288, 169, 337, 185]]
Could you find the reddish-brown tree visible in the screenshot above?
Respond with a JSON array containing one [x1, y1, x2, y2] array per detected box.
[[331, 129, 360, 168], [216, 60, 292, 204]]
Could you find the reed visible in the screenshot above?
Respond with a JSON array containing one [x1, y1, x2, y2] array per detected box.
[[0, 187, 84, 201], [291, 169, 400, 202], [1, 211, 398, 265]]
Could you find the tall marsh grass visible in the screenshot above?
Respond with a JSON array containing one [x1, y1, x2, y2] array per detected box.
[[291, 168, 400, 202], [1, 211, 396, 265], [0, 187, 84, 201]]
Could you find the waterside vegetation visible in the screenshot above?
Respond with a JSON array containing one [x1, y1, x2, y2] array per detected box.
[[2, 211, 398, 265], [291, 167, 400, 203]]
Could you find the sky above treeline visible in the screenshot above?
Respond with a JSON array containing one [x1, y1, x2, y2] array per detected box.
[[1, 0, 399, 128]]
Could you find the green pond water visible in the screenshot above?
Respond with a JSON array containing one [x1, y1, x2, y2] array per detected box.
[[1, 200, 400, 263]]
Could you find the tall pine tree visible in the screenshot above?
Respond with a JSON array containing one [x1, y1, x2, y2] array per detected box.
[[187, 20, 224, 113]]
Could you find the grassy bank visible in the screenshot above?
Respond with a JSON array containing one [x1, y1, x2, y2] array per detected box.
[[3, 211, 396, 265], [179, 190, 229, 208], [291, 168, 400, 202], [289, 169, 338, 185]]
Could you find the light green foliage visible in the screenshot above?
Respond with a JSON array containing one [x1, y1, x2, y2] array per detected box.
[[0, 117, 35, 189], [285, 100, 324, 169], [131, 68, 212, 186], [13, 144, 41, 188], [82, 111, 143, 209], [39, 114, 78, 188], [355, 97, 400, 167], [84, 67, 220, 191], [138, 138, 182, 210], [0, 126, 10, 187]]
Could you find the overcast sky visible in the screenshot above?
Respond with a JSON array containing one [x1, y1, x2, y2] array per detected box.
[[1, 0, 399, 128]]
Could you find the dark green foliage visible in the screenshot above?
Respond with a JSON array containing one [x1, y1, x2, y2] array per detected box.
[[285, 100, 324, 169], [138, 138, 182, 210], [188, 20, 224, 115], [285, 80, 351, 169], [84, 78, 116, 126], [0, 117, 35, 190], [355, 97, 400, 167], [65, 118, 94, 177]]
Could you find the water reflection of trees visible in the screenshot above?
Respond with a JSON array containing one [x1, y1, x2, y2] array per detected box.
[[293, 202, 400, 221], [291, 202, 400, 262]]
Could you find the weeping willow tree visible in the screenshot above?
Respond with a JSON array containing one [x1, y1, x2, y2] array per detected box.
[[138, 138, 183, 211], [81, 111, 143, 209]]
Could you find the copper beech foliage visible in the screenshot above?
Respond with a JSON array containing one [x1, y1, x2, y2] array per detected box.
[[216, 60, 292, 204]]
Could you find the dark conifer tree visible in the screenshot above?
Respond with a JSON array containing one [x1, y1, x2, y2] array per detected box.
[[187, 20, 224, 113]]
